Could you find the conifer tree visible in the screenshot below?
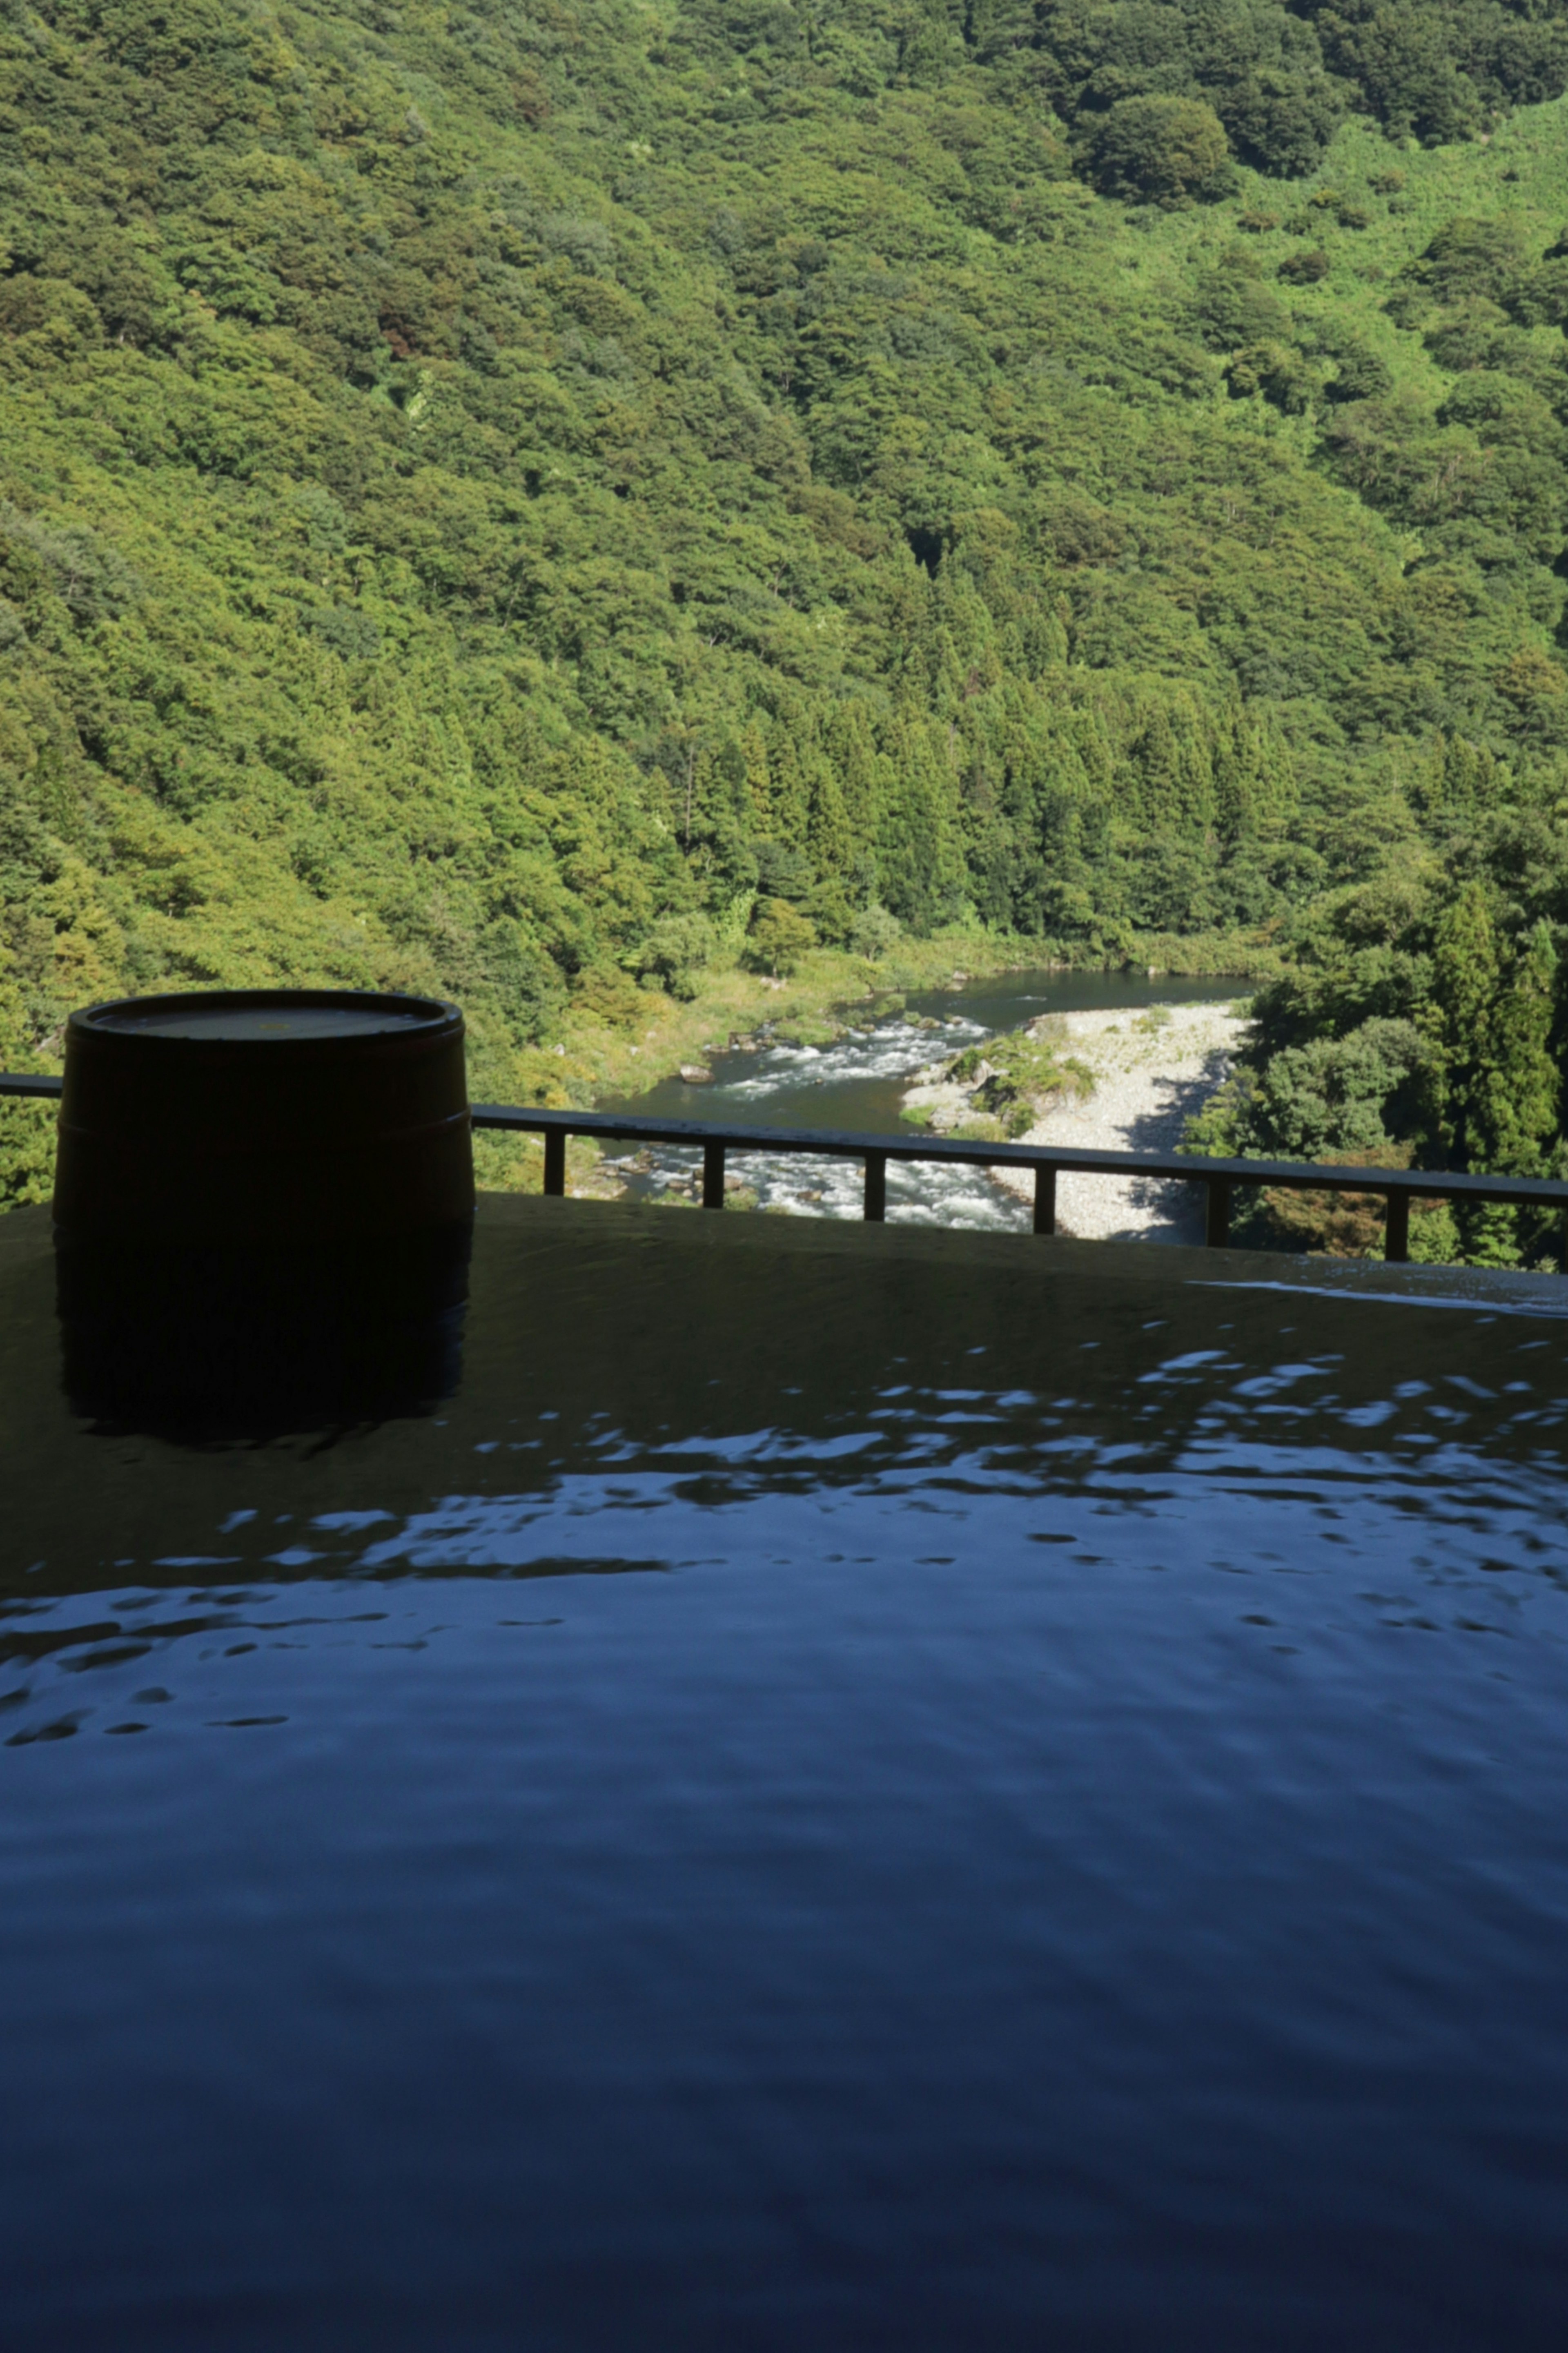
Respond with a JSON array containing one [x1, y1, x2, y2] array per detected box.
[[1426, 879, 1497, 1153], [1424, 886, 1556, 1262], [825, 704, 885, 873], [1485, 920, 1560, 1178]]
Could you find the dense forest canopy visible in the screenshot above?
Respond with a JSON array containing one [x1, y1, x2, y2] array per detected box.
[[4, 0, 1568, 1250]]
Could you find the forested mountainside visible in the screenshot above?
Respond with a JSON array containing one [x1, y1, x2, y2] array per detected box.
[[5, 2, 1568, 1244]]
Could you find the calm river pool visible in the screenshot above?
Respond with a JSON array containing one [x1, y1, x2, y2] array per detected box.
[[3, 1195, 1568, 2348], [599, 966, 1236, 1228]]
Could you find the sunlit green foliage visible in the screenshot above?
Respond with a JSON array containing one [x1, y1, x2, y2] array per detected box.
[[747, 897, 819, 976], [1190, 743, 1568, 1259], [4, 0, 1568, 1238], [947, 1017, 1090, 1137]]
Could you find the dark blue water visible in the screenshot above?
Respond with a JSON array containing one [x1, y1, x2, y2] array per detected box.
[[4, 1197, 1568, 2348]]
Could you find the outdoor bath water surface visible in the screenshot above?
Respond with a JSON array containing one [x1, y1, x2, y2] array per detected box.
[[2, 1196, 1567, 2349]]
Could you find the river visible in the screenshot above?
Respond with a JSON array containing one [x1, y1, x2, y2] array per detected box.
[[599, 966, 1240, 1232]]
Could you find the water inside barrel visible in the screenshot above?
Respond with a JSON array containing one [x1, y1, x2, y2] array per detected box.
[[87, 1001, 441, 1042]]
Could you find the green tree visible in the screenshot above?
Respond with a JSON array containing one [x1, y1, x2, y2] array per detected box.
[[1484, 919, 1559, 1175], [630, 913, 719, 1002], [1426, 879, 1503, 1171], [747, 898, 819, 977], [1087, 96, 1232, 206], [1468, 917, 1561, 1262]]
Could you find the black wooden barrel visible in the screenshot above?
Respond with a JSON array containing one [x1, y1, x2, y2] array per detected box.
[[53, 990, 474, 1247]]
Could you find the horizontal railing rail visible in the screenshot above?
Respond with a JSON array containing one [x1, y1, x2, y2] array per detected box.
[[7, 1074, 1567, 1263]]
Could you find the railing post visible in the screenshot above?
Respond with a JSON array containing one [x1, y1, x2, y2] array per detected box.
[[543, 1128, 566, 1197], [1033, 1163, 1056, 1236], [702, 1139, 726, 1210], [1385, 1189, 1410, 1264], [1205, 1177, 1230, 1249], [863, 1150, 887, 1222]]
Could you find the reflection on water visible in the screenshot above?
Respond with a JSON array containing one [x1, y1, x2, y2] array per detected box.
[[54, 1225, 471, 1439], [3, 1197, 1568, 2348], [599, 965, 1235, 1227]]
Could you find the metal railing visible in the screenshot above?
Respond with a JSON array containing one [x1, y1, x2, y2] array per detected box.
[[7, 1074, 1566, 1262], [479, 1102, 1568, 1263]]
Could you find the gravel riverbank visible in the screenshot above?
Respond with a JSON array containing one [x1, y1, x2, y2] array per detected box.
[[994, 1002, 1245, 1240], [901, 1000, 1247, 1242]]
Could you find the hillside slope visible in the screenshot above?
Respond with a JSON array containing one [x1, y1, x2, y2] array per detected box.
[[4, 0, 1568, 1229]]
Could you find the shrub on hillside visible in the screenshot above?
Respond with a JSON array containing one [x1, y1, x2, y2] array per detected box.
[[746, 899, 817, 978], [632, 913, 718, 1001], [849, 904, 904, 961], [1280, 248, 1332, 284], [1085, 97, 1232, 207]]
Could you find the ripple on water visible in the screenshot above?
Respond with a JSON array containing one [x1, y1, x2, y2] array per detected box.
[[3, 1206, 1568, 2346]]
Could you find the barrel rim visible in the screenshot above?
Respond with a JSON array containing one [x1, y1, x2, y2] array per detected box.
[[68, 988, 464, 1048]]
